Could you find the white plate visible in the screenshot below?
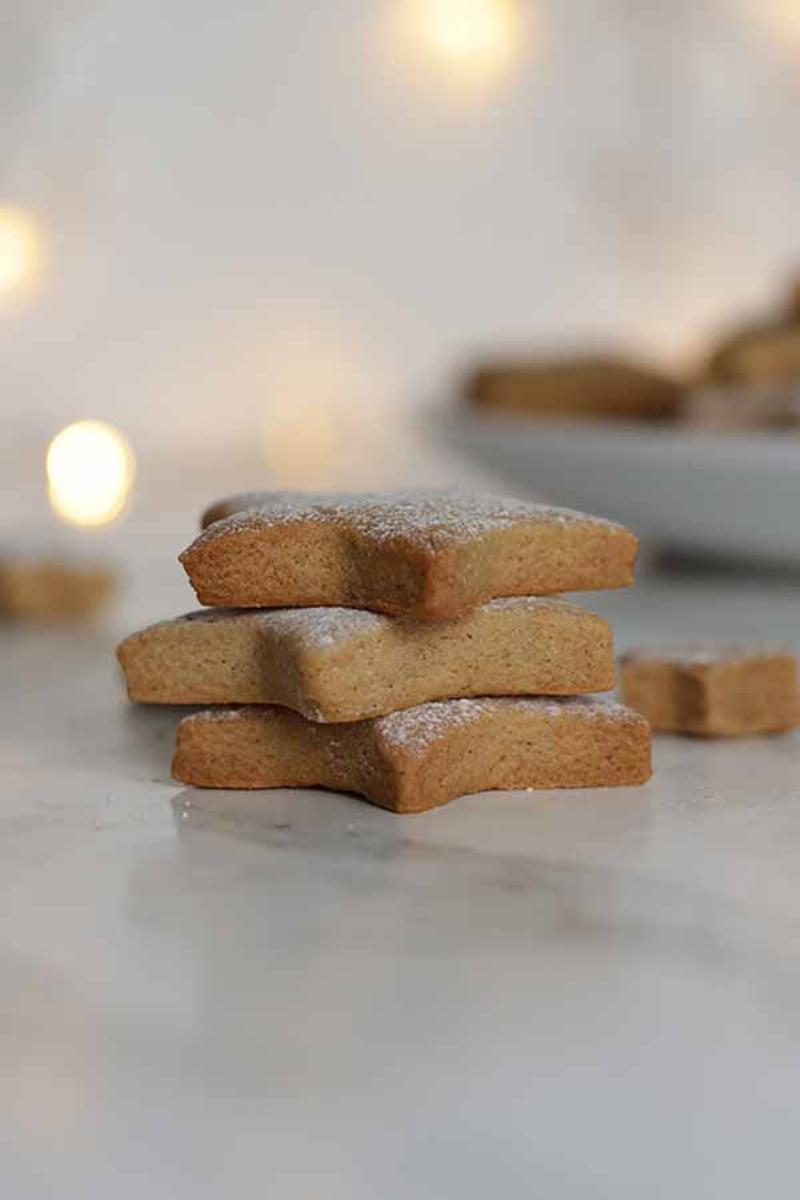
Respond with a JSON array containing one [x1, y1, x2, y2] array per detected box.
[[447, 415, 800, 565]]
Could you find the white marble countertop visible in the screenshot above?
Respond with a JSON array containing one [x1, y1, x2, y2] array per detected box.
[[3, 452, 800, 1199]]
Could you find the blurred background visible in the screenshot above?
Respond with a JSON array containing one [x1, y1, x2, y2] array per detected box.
[[6, 11, 800, 1195], [3, 0, 800, 574]]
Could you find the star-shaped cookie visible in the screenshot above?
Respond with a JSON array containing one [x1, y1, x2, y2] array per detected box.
[[180, 490, 637, 619], [172, 697, 652, 812]]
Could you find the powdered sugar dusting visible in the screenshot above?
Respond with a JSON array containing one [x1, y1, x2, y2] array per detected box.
[[250, 606, 386, 650], [182, 707, 246, 725], [193, 489, 624, 552], [376, 696, 639, 755], [623, 642, 792, 667], [144, 596, 584, 653], [183, 696, 641, 744], [153, 606, 385, 648], [271, 595, 580, 648], [483, 595, 575, 614]]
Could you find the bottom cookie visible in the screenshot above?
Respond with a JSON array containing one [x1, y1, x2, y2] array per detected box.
[[173, 697, 652, 813]]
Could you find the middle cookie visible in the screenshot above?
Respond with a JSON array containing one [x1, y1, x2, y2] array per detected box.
[[117, 596, 614, 722]]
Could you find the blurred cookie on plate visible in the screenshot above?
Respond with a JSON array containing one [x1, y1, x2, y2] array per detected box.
[[465, 355, 685, 423], [703, 320, 800, 387], [784, 275, 800, 323]]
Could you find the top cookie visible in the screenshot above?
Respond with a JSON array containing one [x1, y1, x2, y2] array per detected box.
[[180, 490, 637, 619]]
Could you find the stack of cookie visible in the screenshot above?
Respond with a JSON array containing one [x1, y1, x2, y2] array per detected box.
[[118, 491, 652, 812]]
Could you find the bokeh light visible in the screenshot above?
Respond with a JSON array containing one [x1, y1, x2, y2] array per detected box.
[[398, 0, 527, 89], [258, 314, 391, 488], [747, 0, 800, 47], [263, 396, 339, 486], [422, 0, 522, 66], [0, 208, 44, 296], [46, 421, 136, 527]]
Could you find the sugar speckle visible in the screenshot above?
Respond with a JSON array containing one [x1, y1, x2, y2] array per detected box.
[[182, 706, 246, 725], [253, 606, 386, 650], [183, 696, 640, 750]]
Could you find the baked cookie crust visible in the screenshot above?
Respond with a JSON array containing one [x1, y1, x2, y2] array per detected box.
[[172, 697, 652, 813], [118, 596, 615, 720]]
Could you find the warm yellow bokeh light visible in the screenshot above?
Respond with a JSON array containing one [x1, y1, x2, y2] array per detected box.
[[0, 208, 43, 295], [263, 397, 339, 486], [423, 0, 521, 64], [399, 0, 525, 87], [46, 421, 136, 527], [748, 0, 800, 46], [257, 313, 390, 488]]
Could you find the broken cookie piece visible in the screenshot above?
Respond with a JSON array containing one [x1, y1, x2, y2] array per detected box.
[[621, 643, 798, 737]]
